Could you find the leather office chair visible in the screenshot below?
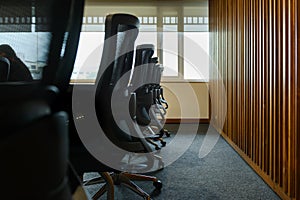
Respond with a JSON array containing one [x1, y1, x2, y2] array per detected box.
[[133, 44, 155, 127], [132, 45, 170, 150], [0, 56, 10, 81], [132, 45, 164, 150], [148, 59, 171, 138], [70, 13, 162, 200], [0, 0, 84, 199], [150, 63, 170, 135], [0, 85, 72, 200]]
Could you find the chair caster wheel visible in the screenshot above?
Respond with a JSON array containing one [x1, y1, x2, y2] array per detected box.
[[160, 141, 166, 146], [165, 132, 171, 137], [153, 180, 162, 190], [158, 160, 164, 169], [144, 195, 151, 200]]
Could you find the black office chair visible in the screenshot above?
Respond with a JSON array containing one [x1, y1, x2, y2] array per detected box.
[[149, 63, 170, 137], [147, 59, 171, 139], [132, 45, 163, 150], [0, 86, 71, 200], [133, 44, 155, 127], [0, 0, 84, 199], [132, 44, 170, 150], [70, 13, 162, 200], [0, 56, 10, 81]]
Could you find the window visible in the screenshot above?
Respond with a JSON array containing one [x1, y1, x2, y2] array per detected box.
[[184, 32, 209, 80], [72, 32, 104, 80], [0, 2, 52, 80], [163, 23, 178, 77], [183, 7, 209, 80], [72, 1, 209, 83]]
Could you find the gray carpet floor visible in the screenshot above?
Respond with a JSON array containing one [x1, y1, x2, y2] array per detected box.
[[84, 124, 280, 200]]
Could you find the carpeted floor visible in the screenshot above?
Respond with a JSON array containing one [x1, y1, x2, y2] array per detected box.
[[84, 124, 280, 200]]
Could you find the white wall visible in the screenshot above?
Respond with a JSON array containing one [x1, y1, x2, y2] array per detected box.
[[161, 82, 209, 119]]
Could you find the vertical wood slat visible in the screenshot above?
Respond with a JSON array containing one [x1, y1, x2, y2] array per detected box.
[[296, 0, 300, 198], [209, 0, 299, 199], [268, 0, 273, 180], [287, 0, 295, 197]]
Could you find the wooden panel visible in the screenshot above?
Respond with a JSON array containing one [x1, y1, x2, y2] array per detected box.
[[209, 0, 299, 199], [296, 0, 300, 198]]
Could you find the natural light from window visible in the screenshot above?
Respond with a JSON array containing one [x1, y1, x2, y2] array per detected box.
[[71, 3, 209, 83]]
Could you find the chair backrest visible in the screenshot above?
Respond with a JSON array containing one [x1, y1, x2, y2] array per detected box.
[[154, 64, 164, 85], [43, 0, 84, 92], [158, 64, 164, 84], [132, 44, 154, 87], [132, 45, 157, 126], [96, 13, 139, 89], [134, 44, 155, 66], [95, 13, 142, 149], [0, 56, 10, 81]]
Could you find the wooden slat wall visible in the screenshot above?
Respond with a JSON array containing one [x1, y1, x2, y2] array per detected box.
[[209, 0, 299, 199]]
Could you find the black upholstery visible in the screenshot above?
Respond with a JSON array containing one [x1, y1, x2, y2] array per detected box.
[[95, 13, 151, 152], [0, 56, 10, 81], [0, 0, 84, 199], [69, 13, 162, 200], [70, 13, 142, 174], [96, 14, 139, 86], [133, 44, 155, 126], [0, 97, 71, 200], [70, 14, 143, 176], [132, 44, 170, 150]]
